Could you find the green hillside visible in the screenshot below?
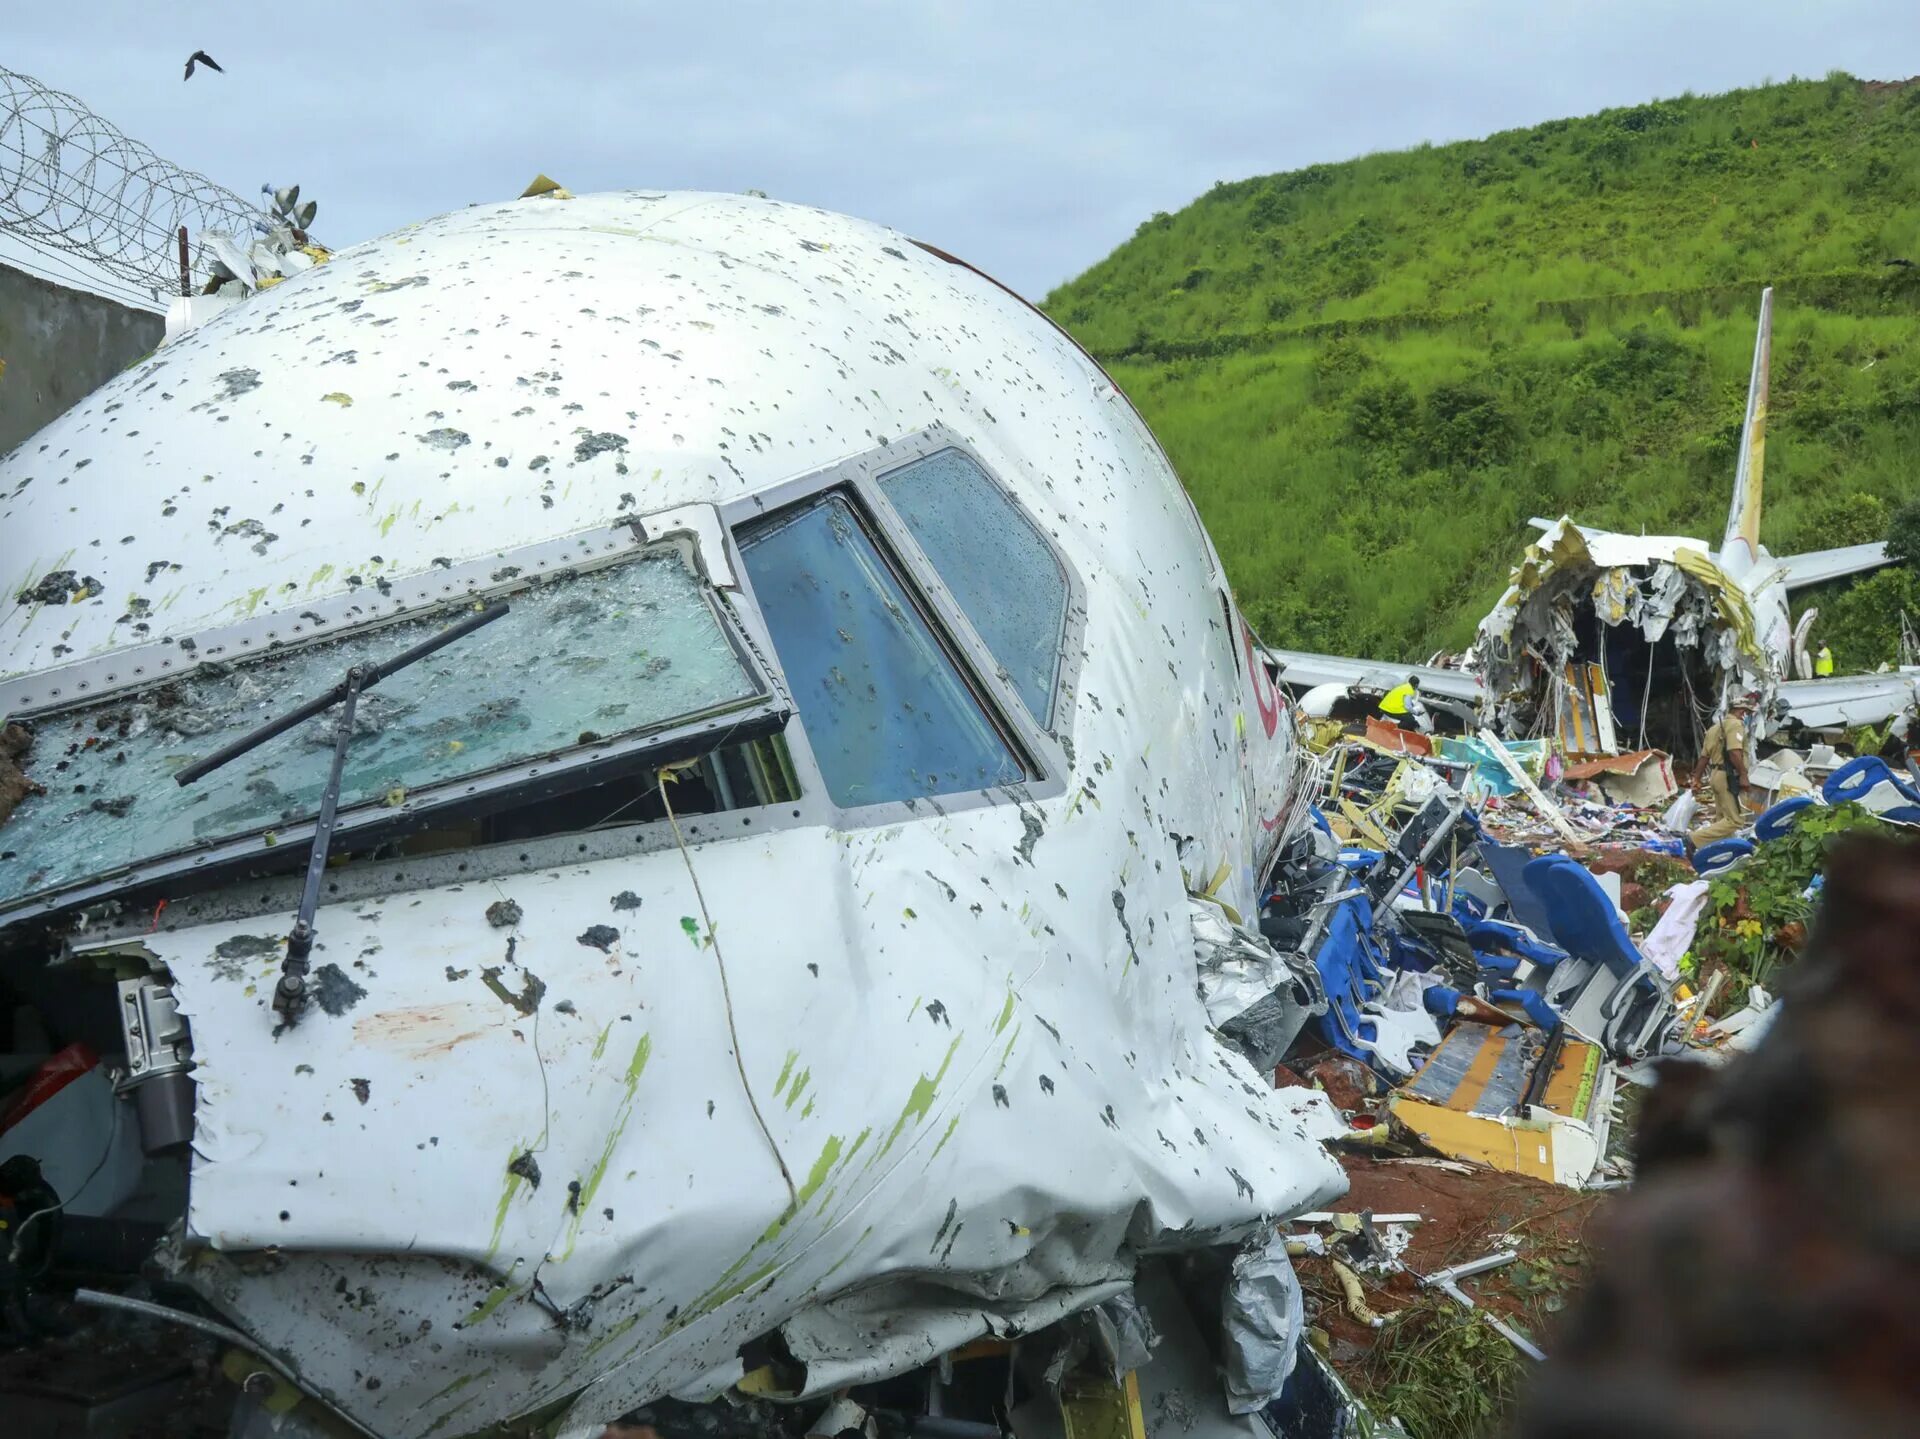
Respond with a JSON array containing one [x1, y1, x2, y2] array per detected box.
[[1044, 74, 1920, 666]]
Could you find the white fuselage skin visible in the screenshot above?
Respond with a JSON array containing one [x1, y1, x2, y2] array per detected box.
[[1718, 539, 1795, 682], [0, 193, 1337, 1437]]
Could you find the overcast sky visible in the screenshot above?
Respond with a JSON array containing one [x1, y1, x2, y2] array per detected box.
[[6, 2, 1920, 301]]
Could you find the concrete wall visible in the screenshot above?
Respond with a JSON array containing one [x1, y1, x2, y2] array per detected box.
[[0, 261, 163, 460]]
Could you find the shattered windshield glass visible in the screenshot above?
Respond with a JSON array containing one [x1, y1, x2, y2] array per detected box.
[[0, 550, 763, 910], [738, 493, 1025, 807]]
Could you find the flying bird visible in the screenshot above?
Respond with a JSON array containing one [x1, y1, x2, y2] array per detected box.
[[184, 51, 224, 81]]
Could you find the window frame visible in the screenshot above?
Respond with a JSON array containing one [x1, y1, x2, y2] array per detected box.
[[721, 425, 1083, 827], [0, 430, 1087, 932], [870, 444, 1075, 731], [0, 525, 791, 923]]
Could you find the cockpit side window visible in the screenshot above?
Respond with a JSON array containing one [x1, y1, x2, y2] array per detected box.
[[736, 492, 1025, 808], [877, 449, 1069, 728]]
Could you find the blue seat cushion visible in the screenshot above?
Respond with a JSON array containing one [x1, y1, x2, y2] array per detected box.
[[1478, 841, 1562, 937], [1693, 837, 1755, 876], [1464, 918, 1565, 970], [1523, 854, 1641, 975], [1824, 755, 1920, 807], [1754, 794, 1819, 843]]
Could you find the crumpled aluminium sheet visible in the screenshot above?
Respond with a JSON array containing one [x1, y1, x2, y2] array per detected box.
[[164, 807, 1348, 1439], [1222, 1227, 1306, 1415], [1475, 519, 1771, 725], [779, 1277, 1135, 1399], [1191, 896, 1324, 1074]]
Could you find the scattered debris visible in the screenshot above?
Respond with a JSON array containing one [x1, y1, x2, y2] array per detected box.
[[1512, 832, 1920, 1437], [3, 166, 1909, 1439]]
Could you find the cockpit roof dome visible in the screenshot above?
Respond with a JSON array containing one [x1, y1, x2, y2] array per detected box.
[[2, 190, 1105, 683]]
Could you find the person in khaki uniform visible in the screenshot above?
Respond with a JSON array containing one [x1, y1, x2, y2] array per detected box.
[[1690, 693, 1758, 847]]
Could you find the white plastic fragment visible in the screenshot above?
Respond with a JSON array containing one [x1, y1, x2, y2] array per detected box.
[[1477, 727, 1586, 845], [1356, 969, 1442, 1078], [1660, 789, 1698, 834]]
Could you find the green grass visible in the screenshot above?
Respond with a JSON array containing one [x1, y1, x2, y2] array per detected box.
[[1351, 1298, 1528, 1439], [1044, 74, 1920, 662]]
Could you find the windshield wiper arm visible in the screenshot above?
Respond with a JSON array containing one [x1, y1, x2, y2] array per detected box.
[[177, 602, 510, 1025]]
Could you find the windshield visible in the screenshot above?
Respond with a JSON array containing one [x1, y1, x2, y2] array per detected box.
[[737, 493, 1025, 807], [0, 548, 766, 913], [877, 449, 1069, 727]]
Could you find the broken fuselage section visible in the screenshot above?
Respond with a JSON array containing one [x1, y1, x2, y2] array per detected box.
[[0, 192, 1339, 1435], [1472, 519, 1779, 762]]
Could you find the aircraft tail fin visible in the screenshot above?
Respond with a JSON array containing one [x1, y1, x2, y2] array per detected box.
[[1721, 286, 1773, 568]]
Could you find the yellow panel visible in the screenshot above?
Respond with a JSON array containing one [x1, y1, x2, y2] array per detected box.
[[1537, 1039, 1601, 1120], [1060, 1370, 1146, 1439], [1388, 1094, 1556, 1182]]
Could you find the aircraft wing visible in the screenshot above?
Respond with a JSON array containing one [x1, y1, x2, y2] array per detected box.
[[1770, 541, 1892, 591], [1261, 647, 1485, 706], [1775, 669, 1920, 730]]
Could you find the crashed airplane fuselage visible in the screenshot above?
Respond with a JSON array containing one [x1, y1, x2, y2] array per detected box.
[[0, 192, 1340, 1435], [1273, 289, 1912, 754], [1474, 288, 1903, 756]]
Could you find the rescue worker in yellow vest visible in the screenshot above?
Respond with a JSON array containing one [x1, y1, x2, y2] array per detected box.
[[1689, 692, 1758, 848], [1378, 675, 1432, 733], [1815, 644, 1835, 677]]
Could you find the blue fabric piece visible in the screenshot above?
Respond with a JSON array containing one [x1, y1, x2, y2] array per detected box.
[[1421, 984, 1464, 1017], [1478, 840, 1562, 937], [1465, 918, 1565, 970], [1490, 987, 1561, 1031], [1693, 837, 1755, 876], [1523, 855, 1641, 977], [1449, 890, 1490, 924], [1754, 795, 1818, 842], [1387, 927, 1442, 976], [1309, 805, 1332, 836], [1470, 949, 1522, 979]]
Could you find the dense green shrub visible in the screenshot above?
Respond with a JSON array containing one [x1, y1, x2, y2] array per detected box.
[[1885, 497, 1920, 569]]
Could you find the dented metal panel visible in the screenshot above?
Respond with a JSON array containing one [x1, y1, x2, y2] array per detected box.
[[1, 191, 1334, 1437]]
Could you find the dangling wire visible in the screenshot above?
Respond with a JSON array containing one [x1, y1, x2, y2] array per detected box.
[[11, 1095, 119, 1264], [659, 768, 797, 1211]]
